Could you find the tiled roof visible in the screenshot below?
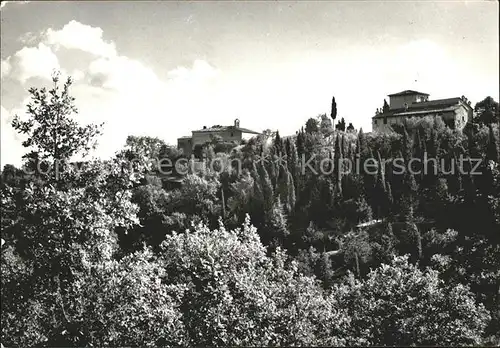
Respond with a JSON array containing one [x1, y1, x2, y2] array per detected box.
[[410, 97, 462, 108], [388, 90, 430, 97], [373, 97, 469, 119], [192, 125, 260, 134]]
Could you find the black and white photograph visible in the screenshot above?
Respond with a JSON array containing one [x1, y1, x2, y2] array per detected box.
[[0, 0, 499, 346]]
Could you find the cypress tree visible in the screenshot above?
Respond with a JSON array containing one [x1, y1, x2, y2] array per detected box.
[[363, 149, 377, 210], [274, 130, 283, 156], [331, 96, 337, 120], [357, 128, 369, 163], [401, 222, 422, 262], [487, 124, 500, 164], [424, 127, 440, 189], [346, 141, 353, 162], [276, 164, 289, 211], [269, 197, 290, 243], [386, 180, 394, 211], [374, 151, 387, 217], [341, 133, 347, 156], [297, 130, 305, 157], [258, 162, 274, 211], [383, 99, 390, 113], [251, 162, 264, 203], [334, 134, 343, 196], [400, 154, 418, 222], [463, 158, 477, 202], [402, 126, 413, 163], [289, 141, 300, 191], [285, 137, 292, 160], [287, 169, 296, 214], [376, 151, 387, 192], [266, 159, 278, 190]]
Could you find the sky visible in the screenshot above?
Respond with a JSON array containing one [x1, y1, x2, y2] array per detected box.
[[1, 0, 499, 167]]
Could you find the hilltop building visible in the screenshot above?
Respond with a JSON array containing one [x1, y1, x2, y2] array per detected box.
[[177, 119, 260, 156], [372, 90, 473, 132]]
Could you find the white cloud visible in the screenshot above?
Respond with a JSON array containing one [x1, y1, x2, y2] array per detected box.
[[76, 57, 219, 158], [0, 103, 28, 168], [168, 59, 219, 84], [87, 55, 165, 95], [0, 1, 30, 11], [18, 31, 39, 45], [71, 69, 85, 82], [45, 20, 117, 58], [1, 59, 11, 79], [1, 43, 60, 83], [1, 20, 223, 165]]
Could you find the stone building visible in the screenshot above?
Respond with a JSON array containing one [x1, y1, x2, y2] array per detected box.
[[177, 119, 260, 156], [372, 90, 473, 132]]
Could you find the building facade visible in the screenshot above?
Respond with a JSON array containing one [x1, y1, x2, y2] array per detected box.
[[372, 90, 473, 132], [177, 119, 260, 157]]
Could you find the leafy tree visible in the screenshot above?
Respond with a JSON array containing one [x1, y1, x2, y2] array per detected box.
[[319, 114, 334, 136], [305, 117, 319, 134], [193, 144, 203, 159], [157, 216, 349, 346], [475, 96, 499, 125], [124, 135, 166, 164], [295, 246, 321, 277], [1, 179, 139, 347], [317, 252, 334, 288], [164, 173, 221, 228], [0, 164, 26, 188], [335, 117, 346, 132], [35, 248, 187, 347], [487, 124, 500, 164], [1, 73, 143, 346], [333, 255, 491, 346], [4, 74, 500, 346], [11, 71, 102, 180], [370, 221, 397, 264], [339, 230, 372, 277]]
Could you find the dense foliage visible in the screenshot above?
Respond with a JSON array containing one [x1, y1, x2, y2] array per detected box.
[[1, 74, 499, 346]]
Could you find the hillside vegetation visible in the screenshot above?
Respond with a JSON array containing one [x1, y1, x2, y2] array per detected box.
[[1, 73, 499, 346]]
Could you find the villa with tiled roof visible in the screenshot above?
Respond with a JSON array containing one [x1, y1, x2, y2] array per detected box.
[[177, 119, 260, 156], [372, 90, 474, 132]]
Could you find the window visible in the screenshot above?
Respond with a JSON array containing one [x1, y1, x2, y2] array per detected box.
[[231, 132, 234, 137], [383, 117, 387, 124]]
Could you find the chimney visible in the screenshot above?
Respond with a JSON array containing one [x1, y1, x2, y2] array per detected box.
[[234, 118, 240, 128]]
